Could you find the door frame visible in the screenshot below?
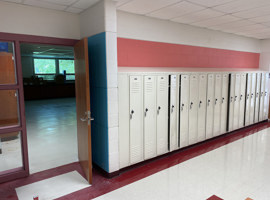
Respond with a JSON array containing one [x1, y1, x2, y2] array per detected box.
[[0, 32, 78, 183]]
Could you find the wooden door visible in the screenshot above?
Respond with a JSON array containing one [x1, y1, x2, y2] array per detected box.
[[74, 38, 92, 184]]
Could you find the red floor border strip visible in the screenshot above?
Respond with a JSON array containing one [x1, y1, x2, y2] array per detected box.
[[1, 121, 269, 200]]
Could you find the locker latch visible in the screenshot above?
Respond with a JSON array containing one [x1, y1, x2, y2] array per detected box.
[[231, 97, 233, 102], [251, 94, 253, 99], [130, 110, 134, 119], [235, 96, 237, 101], [207, 99, 210, 106], [190, 102, 193, 109], [215, 99, 218, 105], [157, 106, 161, 115], [171, 105, 175, 113], [240, 95, 243, 100], [199, 101, 202, 108], [145, 108, 149, 117], [222, 97, 225, 103], [247, 94, 249, 99], [265, 92, 267, 97], [181, 104, 184, 111]]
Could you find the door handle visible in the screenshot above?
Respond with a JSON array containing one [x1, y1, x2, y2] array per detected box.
[[80, 111, 94, 122], [130, 110, 134, 119]]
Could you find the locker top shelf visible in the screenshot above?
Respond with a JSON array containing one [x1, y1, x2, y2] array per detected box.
[[118, 67, 267, 74]]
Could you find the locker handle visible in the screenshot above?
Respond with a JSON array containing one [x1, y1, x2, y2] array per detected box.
[[130, 110, 134, 119], [157, 106, 161, 115], [251, 93, 253, 98], [145, 108, 148, 117], [240, 95, 243, 100], [222, 97, 225, 103], [171, 105, 175, 113], [190, 102, 193, 109], [247, 94, 249, 99], [199, 101, 202, 108], [265, 92, 267, 97], [234, 96, 237, 102], [215, 99, 218, 105], [207, 99, 210, 106], [181, 104, 184, 111], [230, 97, 233, 102]]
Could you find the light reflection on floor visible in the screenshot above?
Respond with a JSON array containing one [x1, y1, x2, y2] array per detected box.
[[25, 98, 78, 174], [94, 127, 270, 200]]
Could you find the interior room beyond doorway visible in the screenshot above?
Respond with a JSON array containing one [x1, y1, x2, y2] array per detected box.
[[20, 43, 78, 174]]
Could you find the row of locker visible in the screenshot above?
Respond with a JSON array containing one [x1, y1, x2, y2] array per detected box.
[[118, 72, 269, 169]]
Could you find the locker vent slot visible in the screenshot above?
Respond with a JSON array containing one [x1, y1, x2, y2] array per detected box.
[[131, 82, 141, 93]]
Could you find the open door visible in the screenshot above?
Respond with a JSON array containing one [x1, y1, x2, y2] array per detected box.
[[74, 38, 92, 184]]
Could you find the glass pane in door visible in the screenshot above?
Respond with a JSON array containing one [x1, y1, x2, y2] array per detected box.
[[0, 90, 20, 128], [0, 41, 17, 85], [0, 132, 23, 174]]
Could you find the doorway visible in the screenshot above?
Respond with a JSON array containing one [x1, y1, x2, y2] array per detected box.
[[20, 43, 79, 174]]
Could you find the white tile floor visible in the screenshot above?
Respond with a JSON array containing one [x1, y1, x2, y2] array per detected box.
[[94, 127, 270, 200], [16, 171, 90, 200], [25, 98, 78, 174]]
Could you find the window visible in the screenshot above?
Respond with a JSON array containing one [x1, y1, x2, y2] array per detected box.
[[34, 58, 75, 81], [59, 59, 75, 81], [34, 58, 56, 80]]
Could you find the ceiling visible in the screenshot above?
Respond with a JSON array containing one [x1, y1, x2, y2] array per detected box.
[[20, 43, 74, 58], [2, 0, 270, 39]]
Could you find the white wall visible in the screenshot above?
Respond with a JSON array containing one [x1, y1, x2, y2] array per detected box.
[[117, 11, 261, 53], [260, 39, 270, 71], [0, 1, 80, 39]]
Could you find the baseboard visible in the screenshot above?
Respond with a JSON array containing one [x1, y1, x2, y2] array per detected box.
[[92, 163, 120, 178]]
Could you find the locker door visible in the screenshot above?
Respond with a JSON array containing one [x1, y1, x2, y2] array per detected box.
[[169, 75, 178, 151], [259, 73, 265, 121], [213, 74, 222, 137], [220, 74, 229, 134], [228, 74, 235, 132], [197, 74, 207, 142], [119, 75, 130, 168], [143, 76, 156, 160], [245, 73, 252, 126], [188, 74, 199, 145], [238, 73, 247, 128], [249, 73, 256, 124], [233, 74, 241, 130], [156, 75, 169, 156], [129, 76, 143, 164], [179, 75, 189, 148], [263, 73, 269, 120], [254, 73, 261, 123], [206, 74, 214, 139]]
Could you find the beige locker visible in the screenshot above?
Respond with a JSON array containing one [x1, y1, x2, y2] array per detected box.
[[238, 73, 247, 128], [206, 74, 215, 139], [213, 74, 222, 137], [220, 74, 229, 134]]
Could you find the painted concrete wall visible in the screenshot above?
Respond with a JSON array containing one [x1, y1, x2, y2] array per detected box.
[[117, 11, 261, 53], [21, 56, 34, 78], [82, 0, 119, 173], [0, 1, 80, 39], [260, 39, 270, 71]]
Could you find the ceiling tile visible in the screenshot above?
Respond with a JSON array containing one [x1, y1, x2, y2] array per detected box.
[[23, 0, 67, 10], [115, 0, 132, 7], [65, 6, 83, 13], [233, 23, 268, 32], [2, 0, 23, 3], [213, 0, 270, 14], [72, 0, 100, 9], [191, 14, 240, 27], [171, 8, 224, 24], [210, 19, 255, 30], [41, 0, 77, 6], [232, 4, 270, 19], [248, 15, 270, 23], [118, 0, 181, 15], [147, 1, 205, 20], [187, 0, 234, 7]]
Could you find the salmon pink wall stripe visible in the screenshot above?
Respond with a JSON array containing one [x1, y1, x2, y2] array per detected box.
[[117, 38, 260, 68]]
